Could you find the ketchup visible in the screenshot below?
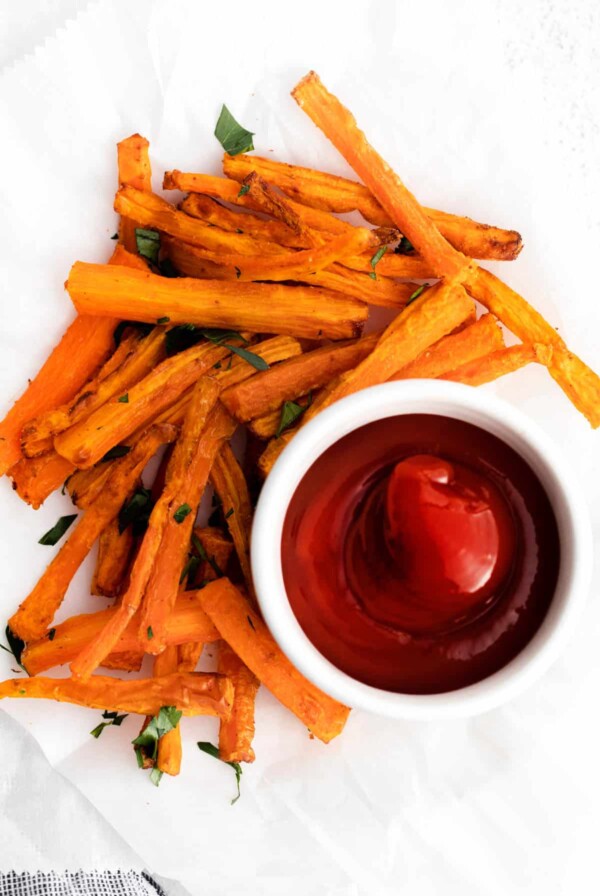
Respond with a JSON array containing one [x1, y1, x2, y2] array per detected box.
[[281, 415, 560, 694]]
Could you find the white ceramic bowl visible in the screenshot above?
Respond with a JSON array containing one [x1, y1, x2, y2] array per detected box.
[[251, 381, 593, 719]]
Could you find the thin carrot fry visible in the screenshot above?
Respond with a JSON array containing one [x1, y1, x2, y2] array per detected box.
[[209, 443, 253, 592], [442, 343, 553, 386], [117, 134, 152, 253], [66, 261, 368, 343], [341, 253, 434, 279], [164, 170, 352, 235], [180, 192, 311, 248], [292, 71, 600, 427], [223, 153, 523, 261], [152, 646, 183, 776], [92, 514, 135, 598], [139, 389, 234, 653], [218, 641, 259, 764], [198, 578, 350, 743], [22, 593, 219, 676], [22, 327, 166, 458], [221, 333, 379, 422], [0, 672, 233, 719], [8, 424, 176, 642], [396, 313, 504, 380]]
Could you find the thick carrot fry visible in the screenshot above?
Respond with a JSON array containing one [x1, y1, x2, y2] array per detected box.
[[442, 343, 553, 386], [180, 192, 312, 248], [140, 389, 234, 653], [396, 313, 504, 380], [198, 579, 350, 743], [292, 72, 600, 427], [223, 153, 523, 261], [8, 424, 175, 642], [0, 672, 233, 719], [9, 452, 74, 510], [221, 333, 379, 422], [22, 327, 166, 458], [117, 134, 152, 253], [164, 170, 352, 236], [209, 443, 253, 592], [218, 641, 259, 764], [92, 515, 135, 598], [23, 593, 219, 676], [247, 394, 314, 440], [66, 261, 368, 343]]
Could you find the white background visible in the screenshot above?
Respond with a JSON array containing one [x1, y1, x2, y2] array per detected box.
[[0, 2, 599, 894]]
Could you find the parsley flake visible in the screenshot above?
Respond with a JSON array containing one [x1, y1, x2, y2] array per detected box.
[[135, 228, 160, 266], [38, 514, 77, 546], [214, 104, 255, 156], [197, 741, 243, 805], [173, 503, 192, 524]]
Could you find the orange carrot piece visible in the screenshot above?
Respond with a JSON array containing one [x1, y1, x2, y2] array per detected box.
[[91, 515, 135, 598], [218, 641, 259, 764], [22, 593, 219, 676], [221, 333, 379, 422], [223, 153, 523, 261], [152, 646, 183, 776], [8, 424, 175, 642], [442, 343, 553, 386], [66, 261, 368, 343], [140, 388, 234, 653], [9, 452, 75, 510], [117, 133, 152, 253], [247, 395, 313, 440], [198, 578, 350, 743], [209, 444, 253, 592], [341, 253, 434, 279], [180, 192, 308, 248], [396, 313, 504, 380], [0, 672, 233, 719]]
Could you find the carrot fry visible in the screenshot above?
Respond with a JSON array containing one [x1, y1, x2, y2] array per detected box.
[[198, 578, 350, 743], [92, 515, 135, 598], [442, 343, 553, 386], [180, 192, 312, 249], [164, 170, 352, 236], [151, 646, 183, 776], [209, 444, 253, 592], [8, 424, 175, 642], [117, 134, 152, 253], [178, 527, 235, 671], [0, 672, 233, 719], [66, 261, 368, 343], [292, 71, 600, 427], [9, 452, 75, 510], [218, 641, 259, 763], [341, 253, 434, 279], [396, 313, 504, 380], [247, 395, 313, 440], [100, 651, 144, 673], [139, 389, 234, 653], [22, 327, 166, 458], [22, 592, 219, 676], [223, 153, 523, 261], [221, 333, 379, 422]]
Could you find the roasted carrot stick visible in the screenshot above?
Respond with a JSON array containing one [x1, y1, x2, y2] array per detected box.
[[66, 261, 368, 343], [10, 452, 75, 510], [8, 424, 176, 643], [442, 343, 553, 386], [92, 514, 135, 598], [209, 443, 253, 592], [0, 672, 233, 719], [180, 192, 308, 248], [140, 389, 234, 654], [247, 394, 314, 440], [293, 71, 600, 427], [117, 133, 152, 253], [198, 578, 350, 743], [22, 592, 219, 676], [221, 333, 379, 422], [21, 327, 166, 458], [396, 313, 504, 380], [341, 253, 434, 279], [218, 641, 259, 764], [222, 153, 523, 261], [164, 170, 352, 236], [151, 646, 183, 776]]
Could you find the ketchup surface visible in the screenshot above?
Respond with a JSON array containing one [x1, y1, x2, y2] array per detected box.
[[281, 415, 560, 694]]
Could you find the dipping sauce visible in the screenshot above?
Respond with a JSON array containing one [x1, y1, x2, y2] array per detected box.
[[281, 415, 560, 694]]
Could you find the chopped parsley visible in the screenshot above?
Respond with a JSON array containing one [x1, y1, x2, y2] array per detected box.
[[118, 487, 154, 536], [173, 503, 192, 524], [100, 445, 131, 463], [214, 104, 255, 156], [197, 741, 243, 805], [276, 398, 310, 437], [38, 514, 77, 546], [135, 228, 160, 266]]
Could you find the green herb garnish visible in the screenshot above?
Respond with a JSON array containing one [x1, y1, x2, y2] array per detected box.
[[197, 741, 243, 805], [132, 706, 183, 783], [156, 316, 170, 325], [179, 554, 200, 586], [100, 445, 131, 463], [370, 246, 387, 273], [395, 236, 414, 255], [0, 626, 27, 672], [407, 284, 427, 305], [110, 233, 118, 240], [224, 508, 234, 520], [90, 710, 128, 738], [118, 487, 154, 535], [135, 228, 160, 266], [200, 328, 268, 371], [173, 503, 192, 524], [214, 104, 255, 156], [147, 626, 153, 640], [117, 394, 129, 403], [38, 514, 77, 546], [276, 398, 310, 437], [238, 184, 250, 197]]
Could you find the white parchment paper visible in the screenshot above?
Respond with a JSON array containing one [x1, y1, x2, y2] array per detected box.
[[0, 1, 599, 893]]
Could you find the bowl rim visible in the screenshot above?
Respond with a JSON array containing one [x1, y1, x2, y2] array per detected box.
[[251, 380, 593, 719]]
